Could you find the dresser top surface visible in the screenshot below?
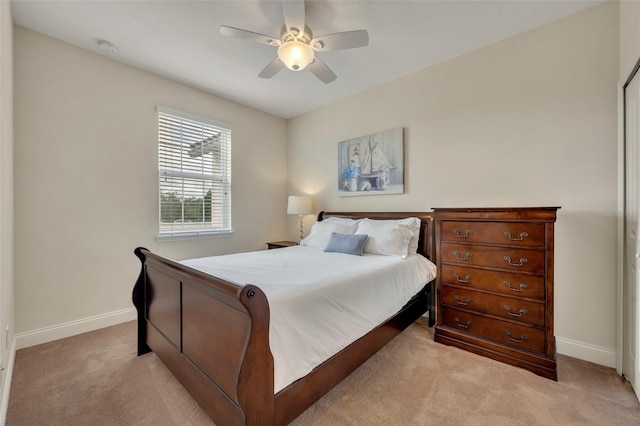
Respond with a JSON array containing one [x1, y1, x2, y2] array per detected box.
[[432, 207, 559, 222], [432, 207, 560, 212]]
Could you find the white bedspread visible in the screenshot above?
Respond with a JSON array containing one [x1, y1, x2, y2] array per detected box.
[[181, 245, 437, 393]]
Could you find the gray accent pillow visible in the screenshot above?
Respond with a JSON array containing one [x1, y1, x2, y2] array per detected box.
[[324, 232, 369, 256]]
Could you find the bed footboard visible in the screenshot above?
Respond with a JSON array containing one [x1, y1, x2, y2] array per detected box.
[[132, 247, 275, 426]]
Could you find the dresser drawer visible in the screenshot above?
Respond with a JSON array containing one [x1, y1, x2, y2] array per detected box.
[[441, 286, 544, 327], [440, 243, 545, 273], [441, 307, 545, 353], [440, 265, 545, 300], [440, 221, 546, 247]]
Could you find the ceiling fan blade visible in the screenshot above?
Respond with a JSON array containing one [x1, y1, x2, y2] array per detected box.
[[311, 30, 369, 51], [282, 0, 305, 36], [307, 57, 337, 84], [219, 26, 280, 47], [259, 58, 285, 79]]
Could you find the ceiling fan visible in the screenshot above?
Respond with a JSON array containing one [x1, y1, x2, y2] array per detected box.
[[219, 0, 369, 84]]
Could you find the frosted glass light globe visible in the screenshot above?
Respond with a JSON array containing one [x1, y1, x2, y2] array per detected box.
[[278, 41, 314, 71]]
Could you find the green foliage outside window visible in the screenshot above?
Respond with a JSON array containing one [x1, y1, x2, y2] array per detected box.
[[160, 190, 212, 223]]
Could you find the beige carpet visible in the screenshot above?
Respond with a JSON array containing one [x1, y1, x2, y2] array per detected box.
[[6, 320, 640, 425]]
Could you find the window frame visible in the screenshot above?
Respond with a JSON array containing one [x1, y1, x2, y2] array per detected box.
[[156, 106, 233, 242]]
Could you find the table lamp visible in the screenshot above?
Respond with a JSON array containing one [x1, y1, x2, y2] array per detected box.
[[287, 195, 313, 242]]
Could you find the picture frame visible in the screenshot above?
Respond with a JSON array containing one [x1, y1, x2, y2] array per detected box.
[[338, 127, 404, 197]]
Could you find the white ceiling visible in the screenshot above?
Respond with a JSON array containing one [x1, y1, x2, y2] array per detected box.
[[11, 0, 602, 119]]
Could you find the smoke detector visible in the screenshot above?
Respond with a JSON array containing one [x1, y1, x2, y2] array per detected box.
[[97, 39, 118, 54]]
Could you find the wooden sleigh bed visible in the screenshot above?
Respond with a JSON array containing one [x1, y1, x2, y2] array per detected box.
[[132, 211, 436, 426]]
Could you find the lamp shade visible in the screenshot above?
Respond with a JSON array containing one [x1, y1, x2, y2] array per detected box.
[[278, 41, 314, 71], [287, 196, 313, 215]]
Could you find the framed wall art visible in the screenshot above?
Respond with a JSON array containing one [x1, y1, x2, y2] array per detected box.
[[337, 127, 404, 197]]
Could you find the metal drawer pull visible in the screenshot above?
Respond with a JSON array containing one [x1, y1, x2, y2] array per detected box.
[[453, 273, 472, 283], [454, 317, 473, 329], [504, 256, 527, 267], [504, 330, 527, 343], [504, 281, 528, 292], [504, 231, 529, 241], [504, 305, 528, 317], [454, 229, 473, 238], [454, 295, 472, 306], [454, 251, 473, 261]]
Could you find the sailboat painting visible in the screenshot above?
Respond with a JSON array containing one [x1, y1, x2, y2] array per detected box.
[[338, 128, 404, 197]]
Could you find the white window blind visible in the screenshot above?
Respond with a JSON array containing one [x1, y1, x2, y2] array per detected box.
[[158, 107, 232, 237]]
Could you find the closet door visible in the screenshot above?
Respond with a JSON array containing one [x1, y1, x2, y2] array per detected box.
[[624, 70, 640, 399]]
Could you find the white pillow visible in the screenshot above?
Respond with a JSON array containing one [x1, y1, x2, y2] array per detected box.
[[300, 221, 358, 250], [354, 217, 421, 255], [395, 217, 421, 255], [355, 219, 414, 258], [322, 216, 361, 227]]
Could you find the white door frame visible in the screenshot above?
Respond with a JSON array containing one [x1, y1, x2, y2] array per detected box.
[[618, 78, 625, 378], [619, 58, 640, 401]]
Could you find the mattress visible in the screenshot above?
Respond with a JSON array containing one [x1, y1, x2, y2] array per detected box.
[[181, 245, 437, 393]]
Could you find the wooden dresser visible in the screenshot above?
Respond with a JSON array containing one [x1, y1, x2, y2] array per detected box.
[[433, 207, 559, 380]]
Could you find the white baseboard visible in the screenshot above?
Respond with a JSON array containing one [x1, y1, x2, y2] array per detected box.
[[0, 336, 16, 426], [9, 308, 619, 368], [556, 335, 617, 368], [15, 307, 137, 350]]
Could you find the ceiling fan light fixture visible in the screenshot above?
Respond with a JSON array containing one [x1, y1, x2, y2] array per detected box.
[[277, 40, 314, 71]]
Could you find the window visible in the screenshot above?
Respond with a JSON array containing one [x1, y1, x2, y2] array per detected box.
[[157, 107, 232, 239]]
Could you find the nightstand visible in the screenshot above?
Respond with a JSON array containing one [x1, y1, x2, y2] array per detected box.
[[266, 241, 298, 250]]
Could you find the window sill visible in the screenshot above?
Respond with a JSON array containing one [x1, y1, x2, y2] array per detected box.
[[156, 230, 235, 242]]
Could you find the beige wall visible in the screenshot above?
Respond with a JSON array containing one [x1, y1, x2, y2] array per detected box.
[[0, 0, 15, 411], [620, 0, 640, 81], [13, 27, 288, 334], [289, 3, 619, 363]]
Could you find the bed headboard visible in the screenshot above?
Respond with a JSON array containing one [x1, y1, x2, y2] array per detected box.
[[317, 211, 434, 261]]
